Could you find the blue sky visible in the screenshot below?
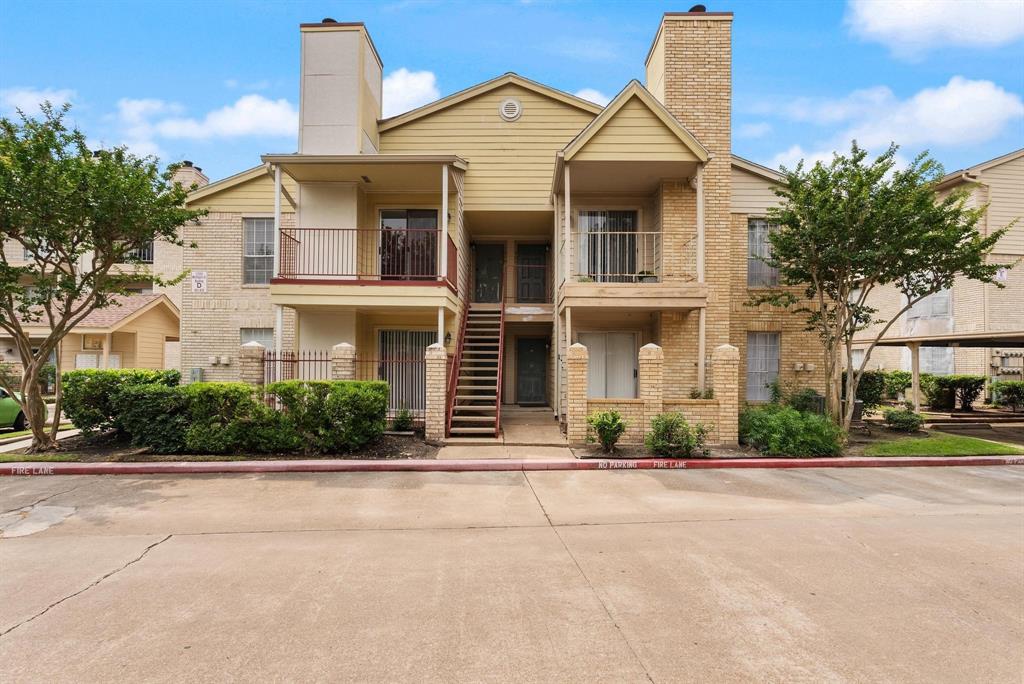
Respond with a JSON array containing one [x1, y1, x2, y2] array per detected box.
[[2, 0, 1022, 181]]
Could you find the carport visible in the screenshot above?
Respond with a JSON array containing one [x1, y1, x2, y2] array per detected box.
[[868, 331, 1024, 410]]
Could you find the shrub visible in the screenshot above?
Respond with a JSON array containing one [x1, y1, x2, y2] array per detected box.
[[644, 412, 710, 458], [884, 370, 913, 399], [992, 380, 1024, 412], [587, 410, 627, 453], [883, 407, 924, 433], [266, 380, 334, 449], [842, 369, 886, 413], [392, 407, 414, 431], [934, 375, 986, 411], [787, 388, 821, 414], [321, 381, 389, 452], [739, 404, 843, 457], [115, 384, 190, 453], [62, 368, 181, 434]]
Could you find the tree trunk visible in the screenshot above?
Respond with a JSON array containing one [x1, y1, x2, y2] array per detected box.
[[21, 363, 58, 452], [825, 344, 842, 422]]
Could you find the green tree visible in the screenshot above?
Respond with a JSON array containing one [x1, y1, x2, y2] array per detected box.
[[752, 142, 1012, 432], [0, 104, 206, 451]]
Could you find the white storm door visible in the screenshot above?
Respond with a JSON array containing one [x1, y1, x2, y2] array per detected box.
[[605, 333, 637, 398], [578, 332, 607, 399]]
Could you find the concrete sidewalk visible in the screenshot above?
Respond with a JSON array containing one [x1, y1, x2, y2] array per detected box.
[[1, 466, 1021, 682]]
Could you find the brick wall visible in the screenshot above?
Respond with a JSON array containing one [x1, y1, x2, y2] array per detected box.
[[180, 211, 296, 381]]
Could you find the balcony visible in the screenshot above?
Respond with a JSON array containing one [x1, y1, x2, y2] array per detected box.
[[570, 230, 661, 284], [276, 227, 457, 291]]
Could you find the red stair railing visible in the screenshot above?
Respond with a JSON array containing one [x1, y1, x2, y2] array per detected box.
[[445, 303, 470, 437]]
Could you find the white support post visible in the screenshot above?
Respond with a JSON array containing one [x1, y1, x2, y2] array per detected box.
[[563, 163, 571, 280], [910, 343, 921, 412], [273, 164, 282, 278], [696, 164, 705, 284], [102, 333, 111, 369], [275, 305, 284, 356], [697, 308, 707, 391], [440, 164, 449, 279], [437, 307, 445, 347]]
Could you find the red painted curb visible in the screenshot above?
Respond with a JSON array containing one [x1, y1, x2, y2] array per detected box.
[[1, 455, 1022, 476]]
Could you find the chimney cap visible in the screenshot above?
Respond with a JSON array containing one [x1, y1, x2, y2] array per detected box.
[[182, 160, 193, 167], [321, 17, 337, 23], [688, 3, 706, 11]]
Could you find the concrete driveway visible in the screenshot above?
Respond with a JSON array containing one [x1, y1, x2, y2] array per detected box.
[[1, 466, 1022, 683]]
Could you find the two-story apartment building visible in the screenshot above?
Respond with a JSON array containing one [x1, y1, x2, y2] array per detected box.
[[852, 149, 1024, 396], [181, 9, 827, 440]]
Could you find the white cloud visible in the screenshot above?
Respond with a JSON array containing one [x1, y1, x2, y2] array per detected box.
[[769, 77, 1024, 169], [736, 122, 772, 139], [382, 68, 440, 118], [0, 87, 76, 115], [114, 97, 183, 158], [759, 86, 893, 125], [155, 94, 297, 139], [847, 0, 1024, 58], [574, 88, 610, 106]]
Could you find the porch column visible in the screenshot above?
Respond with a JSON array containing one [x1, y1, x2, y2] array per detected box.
[[102, 333, 111, 369], [563, 163, 571, 280], [274, 305, 284, 355], [697, 308, 707, 392], [566, 342, 589, 444], [909, 342, 921, 412], [712, 344, 740, 446], [437, 307, 445, 346], [273, 164, 281, 278], [639, 343, 664, 432], [695, 164, 705, 283], [424, 343, 447, 442], [440, 164, 449, 279]]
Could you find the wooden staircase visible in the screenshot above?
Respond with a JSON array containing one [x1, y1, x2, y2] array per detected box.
[[447, 304, 506, 437]]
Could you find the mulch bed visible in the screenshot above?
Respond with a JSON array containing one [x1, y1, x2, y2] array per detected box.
[[8, 432, 438, 462]]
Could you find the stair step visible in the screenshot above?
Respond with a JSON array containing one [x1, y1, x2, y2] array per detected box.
[[456, 394, 497, 400], [457, 385, 497, 391], [449, 427, 499, 434], [451, 416, 497, 424], [452, 406, 497, 413]]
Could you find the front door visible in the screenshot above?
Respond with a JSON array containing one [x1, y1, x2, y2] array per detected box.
[[474, 244, 504, 302], [516, 244, 548, 303], [516, 337, 547, 405]]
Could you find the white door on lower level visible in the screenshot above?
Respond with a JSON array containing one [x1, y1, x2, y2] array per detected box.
[[578, 332, 637, 398]]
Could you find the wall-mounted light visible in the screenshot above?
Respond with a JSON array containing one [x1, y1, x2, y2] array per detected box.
[[444, 332, 452, 346]]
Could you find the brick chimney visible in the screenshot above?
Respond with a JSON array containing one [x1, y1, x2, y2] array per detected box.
[[172, 160, 209, 189]]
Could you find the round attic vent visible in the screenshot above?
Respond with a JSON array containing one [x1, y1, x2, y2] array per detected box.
[[499, 98, 522, 122]]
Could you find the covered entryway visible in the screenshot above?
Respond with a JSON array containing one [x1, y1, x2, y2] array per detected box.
[[473, 244, 505, 303], [516, 337, 548, 405]]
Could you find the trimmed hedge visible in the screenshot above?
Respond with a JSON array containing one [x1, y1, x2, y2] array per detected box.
[[930, 375, 986, 411], [62, 369, 181, 435], [68, 374, 388, 455], [883, 407, 924, 432], [884, 370, 913, 399], [842, 369, 886, 413], [740, 404, 843, 457], [992, 380, 1024, 413]]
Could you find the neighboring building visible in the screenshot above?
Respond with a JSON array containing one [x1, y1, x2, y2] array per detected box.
[[853, 149, 1024, 390], [180, 10, 827, 438], [1, 294, 181, 376]]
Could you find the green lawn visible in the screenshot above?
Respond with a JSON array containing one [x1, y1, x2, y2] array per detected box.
[[0, 453, 79, 463], [865, 433, 1024, 457], [0, 424, 74, 441]]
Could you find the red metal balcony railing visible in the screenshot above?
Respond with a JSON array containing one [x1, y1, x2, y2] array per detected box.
[[278, 228, 457, 291]]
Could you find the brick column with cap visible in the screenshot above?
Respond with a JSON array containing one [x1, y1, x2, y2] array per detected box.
[[238, 342, 265, 387], [639, 343, 664, 432], [566, 343, 589, 444], [424, 343, 448, 442], [712, 343, 740, 445], [331, 342, 356, 381]]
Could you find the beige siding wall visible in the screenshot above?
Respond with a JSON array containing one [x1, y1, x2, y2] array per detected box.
[[572, 97, 698, 162], [192, 172, 299, 214], [731, 165, 781, 214], [379, 83, 595, 211], [981, 155, 1024, 255]]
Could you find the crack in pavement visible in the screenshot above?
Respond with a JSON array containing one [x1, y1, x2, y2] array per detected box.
[[1, 483, 85, 516], [523, 472, 657, 684], [0, 534, 172, 638]]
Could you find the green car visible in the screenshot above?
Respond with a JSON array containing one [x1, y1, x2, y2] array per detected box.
[[0, 388, 32, 431]]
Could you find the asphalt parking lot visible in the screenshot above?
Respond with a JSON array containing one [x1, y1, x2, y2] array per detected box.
[[2, 466, 1022, 683]]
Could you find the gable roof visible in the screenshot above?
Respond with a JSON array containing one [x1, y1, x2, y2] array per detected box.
[[19, 294, 180, 334], [937, 148, 1024, 190], [378, 72, 603, 133], [561, 81, 709, 163], [184, 165, 267, 205], [731, 154, 783, 183]]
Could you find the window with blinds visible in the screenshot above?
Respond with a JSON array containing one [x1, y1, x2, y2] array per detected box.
[[747, 218, 779, 287], [746, 332, 780, 401], [577, 210, 639, 283], [243, 217, 275, 285]]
